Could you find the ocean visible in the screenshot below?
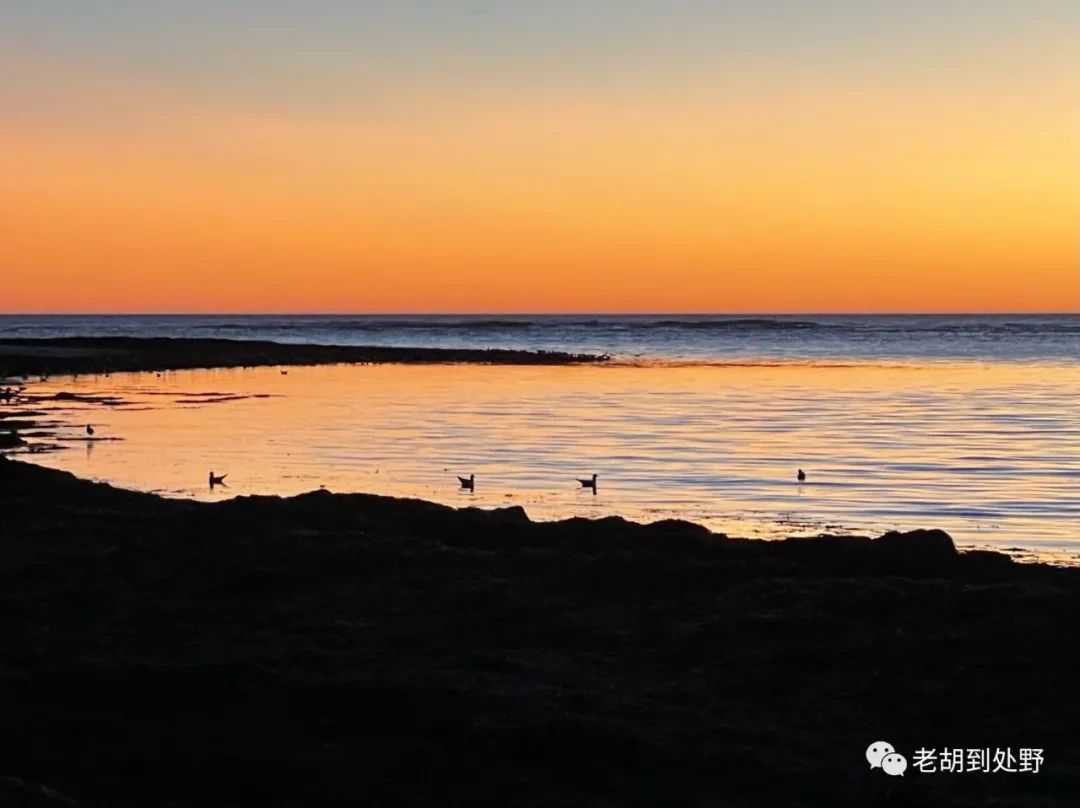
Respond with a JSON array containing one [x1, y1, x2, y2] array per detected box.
[[4, 314, 1078, 563], [2, 313, 1079, 363]]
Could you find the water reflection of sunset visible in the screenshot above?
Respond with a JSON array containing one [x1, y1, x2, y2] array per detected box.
[[22, 360, 1080, 563]]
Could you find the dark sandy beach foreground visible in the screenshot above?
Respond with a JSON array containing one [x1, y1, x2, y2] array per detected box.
[[1, 456, 1077, 807], [0, 336, 605, 378]]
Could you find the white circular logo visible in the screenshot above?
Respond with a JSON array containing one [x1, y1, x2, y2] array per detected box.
[[866, 741, 895, 769]]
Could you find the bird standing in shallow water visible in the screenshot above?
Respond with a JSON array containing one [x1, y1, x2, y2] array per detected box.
[[578, 473, 598, 493], [458, 473, 475, 491], [797, 469, 806, 482], [209, 471, 228, 488], [85, 424, 94, 437]]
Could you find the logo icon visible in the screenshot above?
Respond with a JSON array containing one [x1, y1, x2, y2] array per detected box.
[[866, 741, 895, 769], [867, 741, 907, 776], [881, 752, 908, 776]]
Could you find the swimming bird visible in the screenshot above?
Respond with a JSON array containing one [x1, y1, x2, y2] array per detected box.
[[578, 473, 598, 493], [86, 424, 95, 437], [797, 469, 806, 482], [280, 368, 288, 375], [458, 473, 475, 491], [209, 471, 228, 488]]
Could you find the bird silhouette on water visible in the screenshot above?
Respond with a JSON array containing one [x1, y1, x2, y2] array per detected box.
[[85, 424, 95, 437], [578, 473, 598, 494], [208, 471, 228, 488], [797, 469, 806, 482], [458, 473, 475, 491]]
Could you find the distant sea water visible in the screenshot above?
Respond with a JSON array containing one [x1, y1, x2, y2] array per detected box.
[[2, 313, 1079, 363], [5, 314, 1079, 563]]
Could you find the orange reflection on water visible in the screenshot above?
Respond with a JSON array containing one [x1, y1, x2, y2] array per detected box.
[[21, 360, 1080, 563]]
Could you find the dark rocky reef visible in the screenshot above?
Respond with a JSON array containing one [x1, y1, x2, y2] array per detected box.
[[1, 457, 1077, 806], [0, 336, 607, 378]]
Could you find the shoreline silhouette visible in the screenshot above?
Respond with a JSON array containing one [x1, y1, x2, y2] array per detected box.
[[1, 454, 1076, 806], [0, 336, 607, 379]]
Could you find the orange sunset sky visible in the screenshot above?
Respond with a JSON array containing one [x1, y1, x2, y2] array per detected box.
[[1, 2, 1077, 313]]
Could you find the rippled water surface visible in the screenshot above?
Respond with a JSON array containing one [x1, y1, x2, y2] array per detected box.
[[3, 313, 1079, 362], [20, 360, 1080, 563]]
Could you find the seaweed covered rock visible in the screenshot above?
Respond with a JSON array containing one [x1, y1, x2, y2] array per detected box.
[[874, 528, 958, 565]]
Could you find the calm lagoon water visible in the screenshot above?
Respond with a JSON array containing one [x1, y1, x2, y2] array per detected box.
[[20, 358, 1080, 564]]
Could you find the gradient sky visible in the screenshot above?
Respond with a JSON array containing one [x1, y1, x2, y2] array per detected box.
[[2, 1, 1077, 313]]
